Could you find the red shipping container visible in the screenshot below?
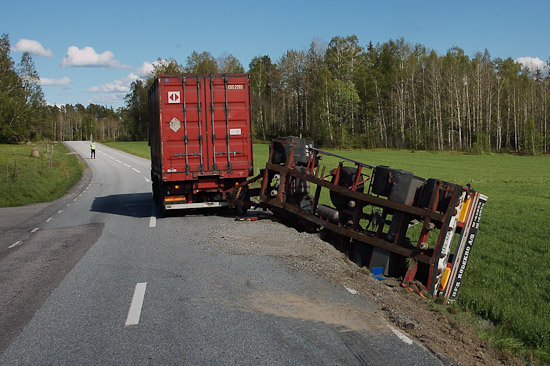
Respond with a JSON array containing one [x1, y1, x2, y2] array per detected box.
[[149, 74, 253, 212]]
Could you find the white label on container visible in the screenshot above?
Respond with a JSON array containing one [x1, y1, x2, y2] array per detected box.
[[227, 84, 244, 90], [229, 128, 241, 136], [168, 91, 180, 103], [170, 117, 181, 132]]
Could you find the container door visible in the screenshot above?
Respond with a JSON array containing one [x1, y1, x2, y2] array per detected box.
[[182, 76, 206, 174], [160, 76, 205, 177], [206, 75, 252, 177], [160, 75, 251, 179]]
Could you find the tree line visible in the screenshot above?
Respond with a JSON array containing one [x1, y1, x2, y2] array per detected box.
[[120, 36, 550, 154], [2, 32, 549, 154], [0, 34, 122, 143], [249, 36, 549, 153], [1, 33, 49, 143]]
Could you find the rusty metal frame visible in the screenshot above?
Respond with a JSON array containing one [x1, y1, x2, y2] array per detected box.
[[256, 137, 486, 303]]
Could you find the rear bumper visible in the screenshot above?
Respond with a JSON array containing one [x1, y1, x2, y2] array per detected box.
[[165, 201, 230, 210]]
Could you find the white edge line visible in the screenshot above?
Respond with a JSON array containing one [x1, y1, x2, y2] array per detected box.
[[149, 216, 157, 228], [389, 326, 414, 345], [9, 241, 22, 249], [125, 282, 147, 326]]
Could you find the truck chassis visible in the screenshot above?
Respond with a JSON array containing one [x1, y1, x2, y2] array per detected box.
[[231, 137, 487, 303]]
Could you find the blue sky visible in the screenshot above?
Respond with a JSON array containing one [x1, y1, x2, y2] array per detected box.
[[2, 0, 549, 109]]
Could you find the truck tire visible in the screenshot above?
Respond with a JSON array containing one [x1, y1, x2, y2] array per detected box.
[[152, 179, 158, 203], [156, 181, 167, 217], [330, 167, 364, 209]]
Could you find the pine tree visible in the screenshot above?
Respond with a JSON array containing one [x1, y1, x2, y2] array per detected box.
[[0, 33, 26, 142], [18, 51, 46, 140]]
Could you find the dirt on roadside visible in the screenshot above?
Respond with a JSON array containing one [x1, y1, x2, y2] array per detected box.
[[215, 212, 524, 366]]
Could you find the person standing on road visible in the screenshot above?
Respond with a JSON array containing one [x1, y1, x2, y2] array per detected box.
[[90, 141, 96, 159]]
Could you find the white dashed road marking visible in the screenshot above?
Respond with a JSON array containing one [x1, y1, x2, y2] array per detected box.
[[149, 216, 156, 228], [9, 241, 22, 249], [132, 168, 141, 174], [126, 282, 147, 326]]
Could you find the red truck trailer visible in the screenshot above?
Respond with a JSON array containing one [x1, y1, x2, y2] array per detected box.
[[148, 74, 253, 213]]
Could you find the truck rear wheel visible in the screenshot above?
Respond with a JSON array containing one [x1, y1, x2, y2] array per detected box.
[[152, 179, 158, 203], [155, 180, 167, 217]]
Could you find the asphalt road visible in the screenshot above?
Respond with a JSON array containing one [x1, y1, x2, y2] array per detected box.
[[0, 141, 444, 365]]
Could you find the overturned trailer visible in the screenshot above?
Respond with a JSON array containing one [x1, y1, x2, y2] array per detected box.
[[241, 137, 487, 303]]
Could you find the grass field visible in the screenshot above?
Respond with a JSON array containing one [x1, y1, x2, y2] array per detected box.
[[103, 141, 151, 159], [105, 140, 550, 361], [0, 143, 83, 207]]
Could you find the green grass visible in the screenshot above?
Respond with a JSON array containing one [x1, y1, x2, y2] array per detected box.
[[93, 141, 550, 362], [103, 141, 151, 159], [0, 143, 83, 207]]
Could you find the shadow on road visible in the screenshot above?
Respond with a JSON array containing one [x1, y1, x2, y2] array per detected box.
[[91, 192, 154, 218], [90, 192, 280, 222]]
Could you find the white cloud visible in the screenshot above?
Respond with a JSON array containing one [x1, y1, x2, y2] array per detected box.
[[515, 57, 548, 73], [86, 73, 139, 93], [89, 93, 125, 106], [136, 59, 176, 77], [44, 102, 69, 108], [86, 81, 128, 93], [11, 39, 53, 57], [137, 61, 155, 77], [61, 46, 130, 69], [40, 76, 71, 87]]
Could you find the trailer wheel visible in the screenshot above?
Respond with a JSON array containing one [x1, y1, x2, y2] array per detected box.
[[159, 201, 167, 218], [152, 179, 158, 203], [235, 203, 247, 215], [157, 182, 167, 217], [330, 167, 364, 209]]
